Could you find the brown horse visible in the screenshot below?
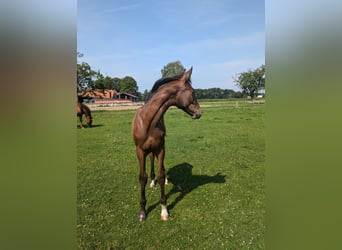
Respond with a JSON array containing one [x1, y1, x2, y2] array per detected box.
[[77, 96, 92, 128], [132, 67, 201, 221]]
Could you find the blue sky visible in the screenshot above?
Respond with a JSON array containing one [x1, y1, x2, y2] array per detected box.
[[78, 0, 264, 91]]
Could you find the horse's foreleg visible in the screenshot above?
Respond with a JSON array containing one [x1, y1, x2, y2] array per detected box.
[[137, 148, 147, 221], [157, 147, 169, 221], [149, 153, 156, 188]]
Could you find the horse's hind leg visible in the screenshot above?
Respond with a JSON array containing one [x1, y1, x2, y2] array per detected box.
[[149, 153, 156, 188], [78, 114, 84, 128], [86, 115, 92, 128], [149, 153, 168, 187], [85, 108, 92, 127]]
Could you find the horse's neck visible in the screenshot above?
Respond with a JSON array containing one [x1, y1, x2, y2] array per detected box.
[[143, 99, 171, 130], [142, 88, 176, 131]]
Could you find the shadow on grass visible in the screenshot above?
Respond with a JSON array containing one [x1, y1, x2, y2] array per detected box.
[[77, 124, 104, 129], [146, 162, 226, 215]]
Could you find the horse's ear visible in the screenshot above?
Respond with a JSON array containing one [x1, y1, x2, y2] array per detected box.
[[181, 66, 193, 82]]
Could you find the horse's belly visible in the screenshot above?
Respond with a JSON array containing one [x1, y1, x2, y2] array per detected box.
[[142, 135, 164, 152]]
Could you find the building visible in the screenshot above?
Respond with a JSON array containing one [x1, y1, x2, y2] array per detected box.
[[78, 89, 138, 103]]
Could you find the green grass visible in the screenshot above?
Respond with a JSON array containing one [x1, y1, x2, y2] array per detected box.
[[77, 100, 265, 249]]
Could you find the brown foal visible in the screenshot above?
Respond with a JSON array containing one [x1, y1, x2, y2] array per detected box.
[[132, 67, 201, 221]]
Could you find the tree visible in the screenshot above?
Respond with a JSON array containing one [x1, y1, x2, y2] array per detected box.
[[120, 76, 138, 94], [112, 77, 121, 92], [161, 61, 185, 77], [93, 70, 105, 90], [234, 65, 265, 103], [194, 88, 243, 99], [77, 52, 96, 91], [77, 61, 94, 91], [102, 76, 115, 90], [142, 89, 151, 101]]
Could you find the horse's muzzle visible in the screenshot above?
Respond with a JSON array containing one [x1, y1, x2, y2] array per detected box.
[[192, 110, 202, 119]]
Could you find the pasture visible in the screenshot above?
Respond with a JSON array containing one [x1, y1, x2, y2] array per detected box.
[[77, 100, 265, 249]]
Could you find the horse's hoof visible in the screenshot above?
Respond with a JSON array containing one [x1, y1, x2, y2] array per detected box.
[[161, 214, 169, 221], [139, 212, 146, 222]]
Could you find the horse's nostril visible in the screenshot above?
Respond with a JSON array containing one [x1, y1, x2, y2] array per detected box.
[[193, 111, 201, 119]]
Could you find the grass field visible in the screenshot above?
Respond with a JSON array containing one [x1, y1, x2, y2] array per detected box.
[[77, 100, 265, 249]]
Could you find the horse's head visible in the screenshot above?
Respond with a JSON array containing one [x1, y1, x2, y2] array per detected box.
[[176, 67, 201, 119]]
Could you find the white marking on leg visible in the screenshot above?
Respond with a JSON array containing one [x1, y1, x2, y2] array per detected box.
[[160, 204, 169, 220], [150, 179, 155, 188], [165, 177, 168, 185]]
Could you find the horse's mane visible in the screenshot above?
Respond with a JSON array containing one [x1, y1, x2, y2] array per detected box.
[[145, 71, 191, 103], [77, 95, 84, 103]]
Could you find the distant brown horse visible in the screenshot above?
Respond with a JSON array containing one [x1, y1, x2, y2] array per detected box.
[[77, 96, 92, 128], [132, 67, 201, 221]]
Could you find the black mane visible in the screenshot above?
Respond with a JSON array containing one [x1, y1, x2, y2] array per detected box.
[[77, 95, 84, 103], [145, 72, 191, 103], [151, 74, 183, 93]]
